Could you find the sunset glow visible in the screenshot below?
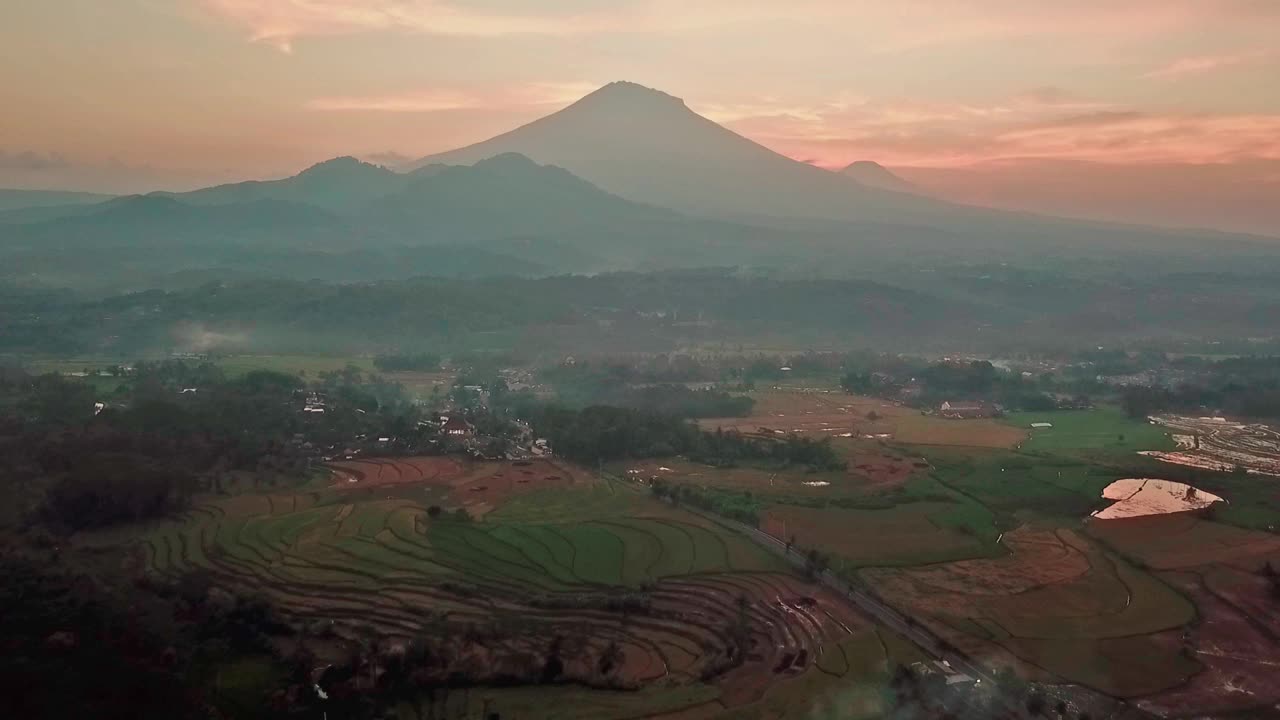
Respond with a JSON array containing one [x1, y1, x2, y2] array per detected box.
[[3, 1, 1278, 202]]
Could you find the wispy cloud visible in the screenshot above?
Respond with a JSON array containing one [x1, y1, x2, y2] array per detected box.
[[1142, 49, 1274, 79], [0, 149, 70, 170], [708, 90, 1280, 168], [198, 0, 642, 51], [196, 0, 1280, 53]]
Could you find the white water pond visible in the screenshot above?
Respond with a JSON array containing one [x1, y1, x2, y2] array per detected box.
[[1091, 478, 1224, 519]]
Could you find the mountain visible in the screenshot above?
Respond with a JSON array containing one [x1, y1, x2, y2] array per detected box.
[[369, 152, 799, 270], [409, 81, 935, 223], [840, 161, 924, 196], [409, 81, 1279, 263], [157, 156, 407, 213]]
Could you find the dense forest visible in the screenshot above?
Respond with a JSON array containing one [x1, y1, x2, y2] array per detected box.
[[0, 361, 427, 531], [5, 266, 1280, 358]]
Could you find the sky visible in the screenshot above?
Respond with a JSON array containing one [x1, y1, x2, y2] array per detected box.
[[2, 0, 1279, 232]]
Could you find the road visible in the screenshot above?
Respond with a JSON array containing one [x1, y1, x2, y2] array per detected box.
[[681, 505, 1150, 720]]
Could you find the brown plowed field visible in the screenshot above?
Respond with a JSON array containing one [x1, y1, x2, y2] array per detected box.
[[326, 457, 589, 516], [1136, 568, 1280, 716], [327, 456, 464, 487], [700, 389, 1025, 450]]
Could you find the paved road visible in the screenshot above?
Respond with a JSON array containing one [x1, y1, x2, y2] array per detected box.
[[724, 515, 997, 685]]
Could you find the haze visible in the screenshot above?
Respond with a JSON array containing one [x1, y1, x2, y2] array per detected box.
[[3, 0, 1280, 234]]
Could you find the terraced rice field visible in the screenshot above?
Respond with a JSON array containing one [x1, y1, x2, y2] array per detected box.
[[1146, 415, 1280, 476], [140, 456, 881, 716]]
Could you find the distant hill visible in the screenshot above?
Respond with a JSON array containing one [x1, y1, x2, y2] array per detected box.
[[839, 161, 924, 196], [156, 156, 408, 213], [7, 194, 345, 249], [894, 159, 1280, 239], [0, 152, 803, 289], [0, 188, 115, 212]]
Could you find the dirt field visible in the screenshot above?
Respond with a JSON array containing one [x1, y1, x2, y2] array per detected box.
[[1092, 478, 1223, 519], [699, 389, 1024, 450]]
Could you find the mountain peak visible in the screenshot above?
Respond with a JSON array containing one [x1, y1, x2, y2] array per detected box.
[[474, 152, 541, 171], [844, 160, 887, 172], [297, 156, 384, 178], [840, 160, 923, 196], [573, 81, 686, 110]]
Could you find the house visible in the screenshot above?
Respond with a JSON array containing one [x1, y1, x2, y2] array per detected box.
[[442, 417, 475, 437], [939, 400, 996, 419]]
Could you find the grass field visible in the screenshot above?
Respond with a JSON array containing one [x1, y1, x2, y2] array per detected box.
[[700, 389, 1025, 450], [1005, 408, 1174, 453], [761, 500, 995, 568]]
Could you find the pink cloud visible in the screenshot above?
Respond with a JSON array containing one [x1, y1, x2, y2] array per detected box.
[[713, 91, 1280, 168], [195, 0, 1280, 52], [196, 0, 623, 51], [1143, 49, 1274, 78]]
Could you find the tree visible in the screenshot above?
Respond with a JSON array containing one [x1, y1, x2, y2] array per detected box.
[[597, 640, 623, 676], [804, 548, 829, 579], [426, 505, 443, 519]]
